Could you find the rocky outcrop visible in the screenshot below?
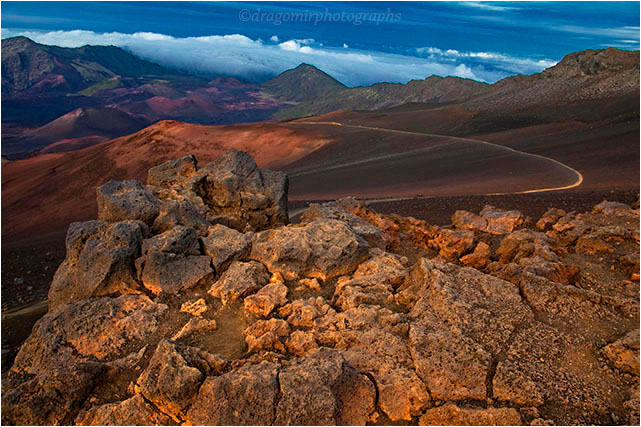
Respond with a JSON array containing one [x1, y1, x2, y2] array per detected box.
[[250, 219, 370, 280], [48, 220, 147, 312], [3, 152, 639, 426], [146, 150, 288, 232], [209, 261, 270, 305], [97, 180, 161, 227], [200, 224, 252, 271], [135, 225, 213, 295], [452, 205, 524, 235]]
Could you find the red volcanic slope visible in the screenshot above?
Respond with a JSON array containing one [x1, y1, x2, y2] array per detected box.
[[1, 121, 332, 238], [39, 136, 110, 154], [4, 107, 148, 156]]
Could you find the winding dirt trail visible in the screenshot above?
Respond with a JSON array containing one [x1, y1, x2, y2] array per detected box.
[[291, 121, 583, 194]]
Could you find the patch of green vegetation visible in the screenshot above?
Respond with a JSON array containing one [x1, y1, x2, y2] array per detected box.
[[76, 77, 122, 96]]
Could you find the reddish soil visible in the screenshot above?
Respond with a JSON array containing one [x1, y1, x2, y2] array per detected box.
[[39, 136, 110, 154], [1, 120, 331, 239]]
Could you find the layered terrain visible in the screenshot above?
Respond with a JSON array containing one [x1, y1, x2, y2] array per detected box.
[[1, 37, 288, 158], [2, 151, 639, 426]]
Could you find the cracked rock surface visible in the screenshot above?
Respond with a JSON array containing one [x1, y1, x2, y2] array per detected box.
[[3, 152, 639, 426]]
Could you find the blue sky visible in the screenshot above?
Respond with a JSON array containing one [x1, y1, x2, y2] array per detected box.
[[2, 1, 639, 85]]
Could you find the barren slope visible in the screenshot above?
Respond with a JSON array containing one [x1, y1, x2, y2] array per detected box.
[[1, 121, 331, 238], [284, 122, 580, 200]]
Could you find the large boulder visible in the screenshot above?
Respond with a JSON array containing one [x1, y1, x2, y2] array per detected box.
[[2, 362, 103, 426], [316, 306, 429, 421], [152, 199, 211, 236], [136, 339, 225, 421], [12, 295, 167, 375], [300, 202, 386, 248], [75, 394, 172, 426], [135, 225, 213, 295], [250, 219, 370, 280], [209, 260, 270, 305], [48, 220, 147, 312], [186, 349, 376, 426], [452, 205, 524, 234], [273, 348, 376, 425], [147, 155, 197, 188], [186, 361, 281, 425], [97, 180, 161, 226], [407, 259, 533, 401], [148, 150, 288, 231], [200, 224, 252, 272]]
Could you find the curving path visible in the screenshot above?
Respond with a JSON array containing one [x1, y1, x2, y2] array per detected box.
[[290, 121, 583, 196]]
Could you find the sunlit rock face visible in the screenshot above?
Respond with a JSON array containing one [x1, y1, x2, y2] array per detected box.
[[3, 151, 639, 426]]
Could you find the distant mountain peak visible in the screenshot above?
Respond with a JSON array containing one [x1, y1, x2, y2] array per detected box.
[[1, 36, 176, 94], [261, 63, 346, 102], [546, 47, 639, 77]]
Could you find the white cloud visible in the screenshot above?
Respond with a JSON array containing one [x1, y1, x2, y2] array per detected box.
[[270, 35, 279, 42], [459, 2, 520, 12], [343, 43, 349, 49], [416, 46, 557, 75], [1, 28, 555, 85], [553, 25, 640, 40]]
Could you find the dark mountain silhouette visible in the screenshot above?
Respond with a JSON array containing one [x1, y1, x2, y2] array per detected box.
[[1, 36, 175, 94], [261, 63, 347, 102], [276, 75, 489, 118]]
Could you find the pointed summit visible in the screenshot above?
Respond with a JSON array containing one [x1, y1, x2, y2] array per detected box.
[[261, 63, 346, 102]]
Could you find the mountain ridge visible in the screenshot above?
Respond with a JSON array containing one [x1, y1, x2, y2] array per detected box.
[[261, 63, 347, 102], [1, 36, 177, 94]]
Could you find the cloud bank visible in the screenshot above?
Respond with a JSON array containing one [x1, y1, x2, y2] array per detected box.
[[1, 28, 558, 86]]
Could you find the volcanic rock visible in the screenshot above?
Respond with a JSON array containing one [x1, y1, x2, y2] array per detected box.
[[136, 339, 226, 421], [408, 260, 533, 401], [75, 394, 172, 426], [180, 298, 208, 316], [536, 208, 567, 231], [209, 260, 270, 305], [460, 241, 491, 269], [97, 179, 161, 226], [602, 330, 640, 375], [434, 228, 475, 260], [300, 202, 386, 248], [171, 318, 217, 341], [250, 219, 370, 280], [419, 404, 522, 426], [12, 295, 167, 374], [48, 220, 147, 311], [4, 152, 639, 426], [593, 200, 639, 217], [146, 155, 197, 188], [244, 280, 288, 317], [200, 224, 252, 271], [152, 199, 211, 236], [185, 361, 280, 425], [452, 205, 524, 234], [244, 318, 291, 353], [136, 251, 213, 296]]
